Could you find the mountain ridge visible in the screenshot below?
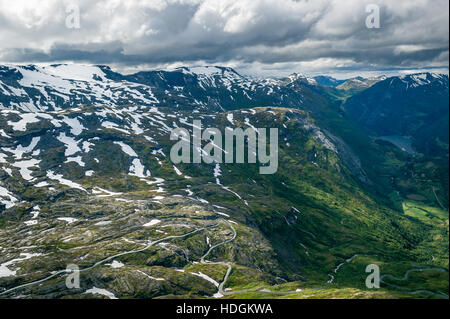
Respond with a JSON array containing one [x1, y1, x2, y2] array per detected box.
[[0, 63, 448, 299]]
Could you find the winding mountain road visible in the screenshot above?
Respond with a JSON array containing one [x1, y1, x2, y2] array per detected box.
[[0, 222, 220, 297], [381, 267, 448, 298], [199, 219, 236, 297], [2, 218, 447, 299], [325, 255, 448, 299], [200, 220, 326, 297]]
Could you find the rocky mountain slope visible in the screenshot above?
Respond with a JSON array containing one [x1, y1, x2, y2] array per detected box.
[[344, 73, 449, 155], [0, 64, 448, 299], [0, 64, 318, 113], [337, 76, 386, 91], [313, 76, 346, 88]]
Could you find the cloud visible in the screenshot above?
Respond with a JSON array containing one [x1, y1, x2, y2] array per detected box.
[[0, 0, 448, 76]]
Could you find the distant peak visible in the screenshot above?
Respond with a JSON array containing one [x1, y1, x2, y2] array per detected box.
[[396, 72, 449, 87], [288, 72, 306, 80], [176, 65, 241, 77], [286, 73, 317, 85]]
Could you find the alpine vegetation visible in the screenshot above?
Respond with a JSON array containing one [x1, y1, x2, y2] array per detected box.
[[0, 0, 448, 302], [170, 120, 279, 174]]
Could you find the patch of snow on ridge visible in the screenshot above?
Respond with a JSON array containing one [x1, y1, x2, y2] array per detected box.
[[112, 141, 150, 177], [12, 159, 40, 181], [0, 153, 7, 163], [0, 185, 18, 209], [82, 141, 94, 153], [129, 158, 150, 178], [95, 220, 112, 226], [7, 113, 41, 131], [18, 66, 74, 96], [114, 141, 138, 157], [0, 253, 43, 278], [57, 133, 81, 156], [46, 170, 86, 191], [173, 165, 182, 176], [57, 217, 78, 224], [213, 163, 222, 184], [135, 270, 165, 281], [65, 156, 85, 167], [213, 163, 222, 178], [42, 64, 107, 82], [143, 219, 161, 227], [84, 287, 117, 299], [0, 129, 10, 138], [190, 272, 219, 287], [101, 121, 131, 134], [92, 187, 122, 197], [109, 260, 124, 268], [244, 118, 258, 132], [62, 116, 84, 136], [34, 181, 49, 187], [226, 113, 234, 125], [30, 206, 40, 219], [4, 136, 40, 159]]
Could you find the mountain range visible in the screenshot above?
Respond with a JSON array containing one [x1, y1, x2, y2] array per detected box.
[[0, 64, 448, 299]]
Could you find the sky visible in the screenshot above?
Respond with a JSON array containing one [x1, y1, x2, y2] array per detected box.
[[0, 0, 448, 78]]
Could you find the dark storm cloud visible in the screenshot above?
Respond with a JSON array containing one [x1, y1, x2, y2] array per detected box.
[[0, 0, 448, 76]]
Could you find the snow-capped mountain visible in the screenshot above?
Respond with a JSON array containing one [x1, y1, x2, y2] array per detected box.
[[0, 64, 161, 111], [0, 64, 448, 299], [336, 75, 386, 91], [344, 72, 449, 154], [398, 72, 449, 88], [0, 64, 291, 112], [313, 76, 346, 87], [0, 64, 341, 114]]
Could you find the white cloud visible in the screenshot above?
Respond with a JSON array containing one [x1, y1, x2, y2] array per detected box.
[[0, 0, 448, 76]]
